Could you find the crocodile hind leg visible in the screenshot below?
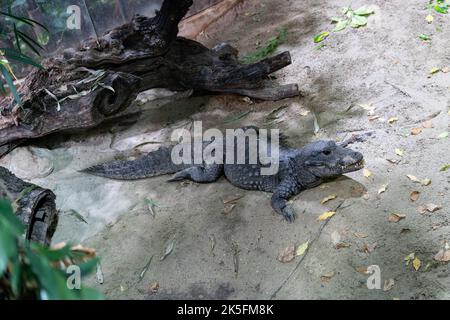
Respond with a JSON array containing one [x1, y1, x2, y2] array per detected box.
[[168, 164, 224, 183], [271, 178, 302, 223]]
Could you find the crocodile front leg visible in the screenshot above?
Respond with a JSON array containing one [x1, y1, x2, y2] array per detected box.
[[271, 178, 302, 223], [168, 164, 224, 183]]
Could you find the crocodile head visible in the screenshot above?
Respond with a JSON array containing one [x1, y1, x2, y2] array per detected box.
[[300, 140, 364, 178]]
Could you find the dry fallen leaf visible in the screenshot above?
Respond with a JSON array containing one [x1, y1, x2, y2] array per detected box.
[[421, 179, 431, 186], [432, 223, 442, 231], [335, 243, 351, 249], [383, 279, 395, 291], [378, 184, 388, 195], [318, 211, 336, 221], [388, 117, 398, 124], [320, 271, 335, 282], [354, 232, 368, 239], [405, 253, 415, 265], [223, 203, 236, 215], [223, 194, 244, 215], [160, 239, 175, 261], [426, 14, 434, 23], [418, 203, 442, 214], [299, 109, 310, 116], [406, 174, 420, 183], [70, 244, 97, 258], [149, 282, 160, 295], [411, 128, 422, 135], [356, 266, 369, 275], [388, 213, 406, 223], [321, 194, 337, 204], [395, 148, 404, 157], [434, 250, 450, 262], [430, 67, 441, 75], [442, 66, 450, 73], [223, 194, 244, 204], [296, 241, 309, 256], [361, 242, 377, 254], [410, 191, 420, 202], [422, 120, 433, 128], [434, 243, 450, 262], [386, 158, 399, 164], [363, 168, 372, 179], [278, 245, 296, 263], [400, 228, 411, 234], [413, 257, 421, 271]]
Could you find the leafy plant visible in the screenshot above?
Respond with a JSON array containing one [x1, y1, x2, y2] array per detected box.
[[0, 1, 48, 107], [241, 28, 288, 64], [331, 6, 375, 32], [0, 198, 103, 300], [428, 0, 450, 13], [314, 31, 329, 43]]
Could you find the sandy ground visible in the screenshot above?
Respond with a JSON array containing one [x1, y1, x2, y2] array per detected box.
[[1, 0, 449, 299]]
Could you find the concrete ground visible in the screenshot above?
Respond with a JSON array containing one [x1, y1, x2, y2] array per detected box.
[[1, 0, 449, 299]]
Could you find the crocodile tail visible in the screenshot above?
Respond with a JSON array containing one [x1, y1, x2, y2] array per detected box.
[[81, 146, 182, 180]]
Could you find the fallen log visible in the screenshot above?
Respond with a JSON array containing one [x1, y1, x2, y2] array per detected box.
[[0, 0, 299, 157], [0, 167, 58, 245]]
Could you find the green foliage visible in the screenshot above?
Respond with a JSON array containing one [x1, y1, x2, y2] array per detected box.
[[331, 6, 375, 32], [241, 28, 288, 64], [0, 1, 46, 107], [428, 0, 450, 13], [314, 31, 329, 43], [0, 198, 103, 300]]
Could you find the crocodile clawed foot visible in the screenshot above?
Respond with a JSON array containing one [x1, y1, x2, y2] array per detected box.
[[167, 171, 189, 182], [281, 205, 296, 223]]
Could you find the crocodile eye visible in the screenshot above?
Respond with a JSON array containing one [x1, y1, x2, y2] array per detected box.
[[322, 150, 331, 156]]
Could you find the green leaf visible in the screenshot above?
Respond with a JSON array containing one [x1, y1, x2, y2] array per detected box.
[[26, 247, 78, 300], [342, 6, 351, 15], [0, 199, 24, 236], [13, 24, 21, 54], [0, 11, 49, 32], [0, 230, 17, 274], [0, 64, 22, 106], [78, 257, 99, 276], [354, 6, 374, 16], [438, 132, 449, 139], [315, 44, 326, 50], [79, 287, 104, 300], [350, 15, 368, 27], [1, 48, 42, 68], [241, 28, 287, 64], [440, 164, 450, 172], [419, 34, 431, 41], [434, 5, 449, 14], [331, 17, 341, 23], [0, 77, 6, 95], [9, 255, 22, 297], [16, 30, 44, 56], [334, 19, 349, 32], [314, 31, 330, 43], [31, 243, 73, 262]]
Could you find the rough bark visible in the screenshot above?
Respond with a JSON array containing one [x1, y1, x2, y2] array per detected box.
[[0, 0, 299, 157], [0, 167, 58, 246]]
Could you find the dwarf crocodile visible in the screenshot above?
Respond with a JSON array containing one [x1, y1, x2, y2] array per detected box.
[[82, 128, 364, 222]]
